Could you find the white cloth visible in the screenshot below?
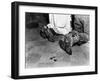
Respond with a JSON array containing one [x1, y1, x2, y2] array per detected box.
[[47, 14, 72, 35]]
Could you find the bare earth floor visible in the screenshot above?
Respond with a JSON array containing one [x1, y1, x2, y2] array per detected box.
[[25, 28, 89, 68]]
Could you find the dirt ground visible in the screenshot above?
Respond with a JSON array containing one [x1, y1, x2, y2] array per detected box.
[[25, 28, 89, 68]]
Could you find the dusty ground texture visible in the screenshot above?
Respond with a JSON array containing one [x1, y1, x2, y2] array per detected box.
[[25, 28, 89, 68]]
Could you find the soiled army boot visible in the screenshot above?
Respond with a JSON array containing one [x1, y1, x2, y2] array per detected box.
[[59, 35, 72, 55], [39, 23, 48, 39], [39, 23, 56, 42], [59, 30, 79, 55], [76, 33, 89, 46]]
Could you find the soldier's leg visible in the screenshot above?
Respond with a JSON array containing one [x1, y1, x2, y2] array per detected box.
[[76, 33, 89, 46]]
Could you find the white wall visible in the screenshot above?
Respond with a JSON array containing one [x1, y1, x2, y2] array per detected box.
[[0, 0, 99, 81]]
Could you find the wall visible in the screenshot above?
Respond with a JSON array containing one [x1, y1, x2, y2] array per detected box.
[[0, 0, 99, 81]]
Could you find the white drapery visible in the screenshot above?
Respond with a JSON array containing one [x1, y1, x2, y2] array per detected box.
[[47, 14, 72, 35]]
